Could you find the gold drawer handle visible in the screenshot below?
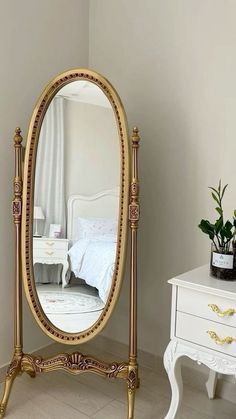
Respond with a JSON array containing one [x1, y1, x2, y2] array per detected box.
[[46, 242, 55, 246], [46, 251, 54, 256], [207, 330, 236, 345], [208, 304, 236, 317]]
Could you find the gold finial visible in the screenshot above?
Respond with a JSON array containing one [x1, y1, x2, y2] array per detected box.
[[132, 127, 140, 145], [14, 127, 23, 145]]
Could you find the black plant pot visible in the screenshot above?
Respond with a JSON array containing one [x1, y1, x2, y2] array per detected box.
[[210, 243, 236, 280]]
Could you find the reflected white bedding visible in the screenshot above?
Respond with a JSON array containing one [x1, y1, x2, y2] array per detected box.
[[68, 236, 116, 303]]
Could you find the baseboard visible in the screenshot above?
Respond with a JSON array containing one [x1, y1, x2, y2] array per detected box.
[[1, 336, 235, 406]]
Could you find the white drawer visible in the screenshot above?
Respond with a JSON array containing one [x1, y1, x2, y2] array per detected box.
[[177, 287, 236, 328], [33, 239, 68, 251], [176, 311, 236, 357], [33, 249, 67, 259]]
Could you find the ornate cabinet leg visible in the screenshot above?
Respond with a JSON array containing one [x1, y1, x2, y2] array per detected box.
[[164, 342, 183, 419], [206, 370, 218, 399], [127, 365, 139, 419], [62, 260, 69, 287]]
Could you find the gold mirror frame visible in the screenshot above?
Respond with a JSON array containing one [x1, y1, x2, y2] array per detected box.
[[0, 69, 140, 419], [22, 68, 130, 344]]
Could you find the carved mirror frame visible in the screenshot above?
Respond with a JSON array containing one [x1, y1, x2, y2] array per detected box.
[[0, 69, 140, 419], [22, 68, 130, 344]]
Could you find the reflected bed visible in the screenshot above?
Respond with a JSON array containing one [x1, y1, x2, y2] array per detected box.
[[66, 189, 119, 302]]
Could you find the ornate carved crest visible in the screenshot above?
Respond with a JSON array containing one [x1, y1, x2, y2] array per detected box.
[[20, 352, 128, 380]]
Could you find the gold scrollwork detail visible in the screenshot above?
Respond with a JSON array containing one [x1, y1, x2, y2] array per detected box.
[[21, 352, 128, 379], [0, 403, 6, 417], [208, 304, 236, 317], [14, 179, 22, 195], [130, 182, 139, 196], [6, 357, 22, 379], [129, 203, 140, 221], [12, 200, 21, 218], [127, 367, 139, 391], [207, 330, 236, 345]]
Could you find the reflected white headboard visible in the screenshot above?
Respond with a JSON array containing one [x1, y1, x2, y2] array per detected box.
[[67, 188, 119, 243]]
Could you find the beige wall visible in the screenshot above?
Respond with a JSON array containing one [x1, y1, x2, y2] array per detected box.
[[64, 100, 119, 200], [0, 0, 89, 368], [89, 0, 236, 356], [2, 0, 236, 369]]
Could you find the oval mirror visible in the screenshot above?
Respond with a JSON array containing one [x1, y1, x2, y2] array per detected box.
[[22, 69, 130, 344]]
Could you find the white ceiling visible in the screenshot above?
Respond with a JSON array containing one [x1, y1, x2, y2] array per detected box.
[[57, 80, 111, 108]]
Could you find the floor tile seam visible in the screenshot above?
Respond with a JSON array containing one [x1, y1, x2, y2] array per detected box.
[[181, 397, 224, 419], [12, 380, 91, 418], [150, 394, 216, 419], [89, 397, 119, 418], [40, 387, 94, 417], [69, 372, 126, 398]]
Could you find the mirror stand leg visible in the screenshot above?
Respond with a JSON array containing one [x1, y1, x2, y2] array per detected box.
[[0, 355, 22, 418], [0, 129, 25, 418], [127, 387, 136, 419], [127, 363, 139, 419]]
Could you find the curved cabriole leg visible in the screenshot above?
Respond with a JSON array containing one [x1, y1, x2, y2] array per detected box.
[[0, 357, 22, 419], [62, 260, 69, 288], [0, 376, 16, 418], [127, 366, 139, 419], [164, 342, 183, 419], [206, 370, 217, 399]]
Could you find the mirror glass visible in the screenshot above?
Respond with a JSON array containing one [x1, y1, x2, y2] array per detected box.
[[33, 80, 120, 333]]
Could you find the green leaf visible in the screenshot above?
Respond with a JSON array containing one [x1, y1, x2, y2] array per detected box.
[[211, 192, 220, 206], [221, 184, 228, 200], [234, 209, 236, 218], [215, 218, 223, 234], [198, 219, 215, 240], [225, 220, 233, 231], [234, 219, 236, 228], [220, 229, 225, 241], [215, 207, 223, 216], [209, 187, 219, 196], [218, 179, 221, 194], [221, 223, 233, 240]]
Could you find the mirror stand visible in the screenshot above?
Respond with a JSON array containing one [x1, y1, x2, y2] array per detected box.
[[0, 127, 140, 419]]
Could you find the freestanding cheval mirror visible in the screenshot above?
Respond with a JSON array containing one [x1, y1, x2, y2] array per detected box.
[[0, 69, 140, 418]]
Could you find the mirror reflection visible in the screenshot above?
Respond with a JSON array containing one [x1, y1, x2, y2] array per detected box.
[[33, 81, 120, 333]]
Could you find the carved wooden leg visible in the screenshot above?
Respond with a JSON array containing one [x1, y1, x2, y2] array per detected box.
[[0, 374, 17, 419], [62, 260, 69, 288], [164, 342, 183, 419], [206, 370, 218, 399], [0, 357, 21, 418], [127, 366, 139, 419], [127, 387, 136, 419]]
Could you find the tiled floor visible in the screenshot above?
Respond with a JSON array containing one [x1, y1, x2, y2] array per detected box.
[[1, 345, 236, 418]]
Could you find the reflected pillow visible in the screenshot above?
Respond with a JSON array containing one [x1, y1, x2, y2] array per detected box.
[[77, 217, 117, 240]]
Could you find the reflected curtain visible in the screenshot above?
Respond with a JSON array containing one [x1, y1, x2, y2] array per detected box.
[[34, 96, 66, 283]]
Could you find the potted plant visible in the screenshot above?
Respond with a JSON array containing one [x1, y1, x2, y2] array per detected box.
[[199, 181, 236, 280]]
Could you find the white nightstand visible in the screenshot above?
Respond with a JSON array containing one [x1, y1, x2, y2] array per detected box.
[[164, 265, 236, 419], [33, 237, 70, 287]]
